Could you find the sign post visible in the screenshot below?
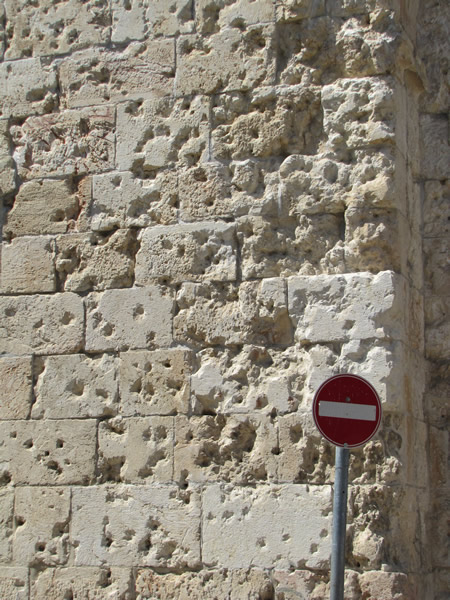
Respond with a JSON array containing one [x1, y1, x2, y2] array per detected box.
[[312, 374, 382, 600]]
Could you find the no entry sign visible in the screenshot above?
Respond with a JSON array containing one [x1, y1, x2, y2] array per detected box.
[[312, 374, 382, 448]]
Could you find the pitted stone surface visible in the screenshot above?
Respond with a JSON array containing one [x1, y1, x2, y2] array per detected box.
[[0, 568, 28, 600], [72, 485, 201, 568], [0, 489, 13, 562], [0, 356, 32, 419], [1, 235, 56, 294]]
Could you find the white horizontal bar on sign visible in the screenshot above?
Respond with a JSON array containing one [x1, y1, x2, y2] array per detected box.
[[319, 401, 376, 422]]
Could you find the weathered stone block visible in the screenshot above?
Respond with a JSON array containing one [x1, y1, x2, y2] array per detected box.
[[424, 236, 450, 296], [116, 96, 209, 172], [272, 569, 328, 600], [0, 489, 13, 562], [0, 568, 28, 600], [197, 0, 274, 33], [56, 230, 137, 292], [91, 170, 178, 231], [136, 568, 274, 600], [0, 293, 84, 355], [111, 0, 194, 42], [1, 236, 56, 294], [32, 353, 119, 419], [329, 0, 388, 17], [0, 120, 16, 198], [423, 180, 450, 238], [0, 356, 32, 419], [288, 271, 406, 344], [31, 567, 133, 600], [85, 287, 173, 352], [119, 349, 191, 416], [11, 107, 115, 180], [135, 222, 237, 285], [358, 570, 417, 600], [13, 487, 70, 567], [4, 0, 111, 59], [211, 86, 322, 161], [58, 41, 175, 108], [98, 416, 174, 483], [176, 26, 276, 95], [174, 415, 278, 484], [72, 485, 201, 568], [424, 296, 450, 361], [174, 279, 293, 347], [275, 0, 326, 22], [420, 114, 450, 180], [202, 484, 332, 569], [0, 420, 96, 484], [3, 179, 79, 238]]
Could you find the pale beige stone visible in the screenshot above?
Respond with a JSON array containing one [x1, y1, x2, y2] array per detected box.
[[423, 236, 450, 296], [1, 236, 56, 294], [0, 356, 32, 419], [420, 114, 450, 180], [85, 287, 173, 352], [32, 567, 133, 600], [202, 484, 332, 569], [0, 489, 13, 562], [358, 570, 417, 599], [273, 569, 328, 600], [56, 230, 137, 292], [0, 58, 57, 118], [58, 41, 175, 109], [424, 296, 450, 361], [92, 170, 178, 231], [72, 485, 201, 568], [3, 179, 79, 238], [32, 353, 119, 419], [135, 222, 237, 284], [116, 96, 209, 172], [0, 420, 96, 484], [11, 107, 115, 180], [98, 416, 174, 483], [174, 415, 278, 484], [0, 568, 28, 600], [119, 349, 191, 416], [275, 0, 326, 22], [0, 293, 84, 355], [4, 0, 111, 59], [423, 180, 450, 238], [329, 0, 390, 17], [174, 279, 293, 347], [0, 119, 16, 198], [13, 487, 70, 567], [197, 0, 274, 33]]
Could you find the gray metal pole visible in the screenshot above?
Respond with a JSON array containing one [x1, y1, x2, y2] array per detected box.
[[330, 445, 349, 600]]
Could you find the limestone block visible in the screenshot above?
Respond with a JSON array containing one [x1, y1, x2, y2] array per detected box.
[[0, 489, 13, 561], [13, 487, 70, 567], [176, 25, 276, 95], [0, 292, 84, 355], [329, 0, 389, 16], [116, 96, 209, 172], [202, 484, 332, 569], [424, 296, 450, 361], [322, 77, 395, 151], [0, 568, 28, 600], [111, 0, 194, 42], [0, 119, 16, 197], [275, 0, 326, 22], [358, 570, 417, 599], [11, 107, 115, 180], [58, 41, 175, 109], [135, 222, 237, 285], [288, 271, 406, 344], [0, 356, 32, 419], [174, 415, 278, 484], [32, 353, 119, 419], [55, 230, 137, 292], [98, 416, 174, 483], [85, 287, 173, 352], [423, 180, 450, 237], [272, 570, 328, 600], [136, 568, 274, 600], [119, 349, 191, 416], [1, 236, 56, 294], [420, 114, 450, 180], [4, 0, 111, 59], [211, 86, 322, 161], [197, 0, 274, 33], [0, 58, 57, 119], [174, 279, 293, 347], [3, 179, 79, 238], [425, 359, 450, 428], [92, 171, 178, 231], [31, 567, 133, 600], [424, 236, 450, 296], [0, 420, 96, 485], [72, 485, 201, 568]]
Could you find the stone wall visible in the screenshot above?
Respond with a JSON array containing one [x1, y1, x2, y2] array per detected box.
[[0, 1, 448, 598]]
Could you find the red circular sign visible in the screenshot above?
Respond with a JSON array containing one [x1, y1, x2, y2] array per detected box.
[[312, 374, 382, 448]]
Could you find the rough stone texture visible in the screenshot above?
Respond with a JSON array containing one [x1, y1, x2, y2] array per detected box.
[[0, 568, 28, 600], [1, 235, 56, 294], [0, 119, 16, 198], [0, 356, 32, 419], [0, 489, 13, 562]]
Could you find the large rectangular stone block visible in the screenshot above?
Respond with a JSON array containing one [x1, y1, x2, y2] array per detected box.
[[0, 420, 96, 484], [72, 485, 201, 568], [32, 353, 119, 419], [202, 484, 332, 569], [85, 287, 173, 352], [0, 293, 84, 355], [0, 356, 32, 419], [1, 236, 56, 294], [119, 349, 191, 416], [197, 0, 275, 32], [135, 222, 237, 285]]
